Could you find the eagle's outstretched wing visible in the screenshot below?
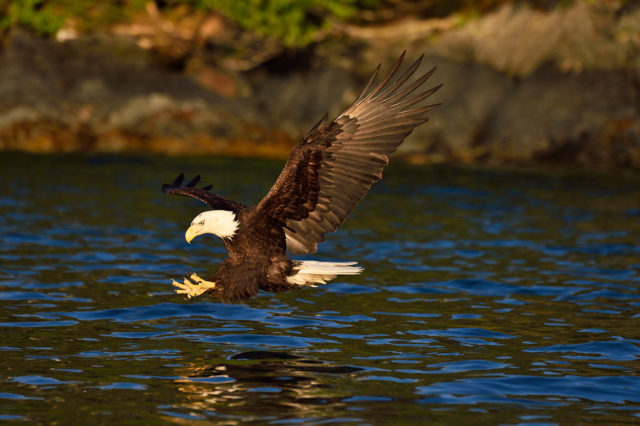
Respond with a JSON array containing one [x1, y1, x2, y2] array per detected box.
[[162, 173, 245, 212], [256, 52, 441, 254]]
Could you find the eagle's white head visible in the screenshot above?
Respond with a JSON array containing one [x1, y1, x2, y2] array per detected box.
[[185, 210, 239, 243]]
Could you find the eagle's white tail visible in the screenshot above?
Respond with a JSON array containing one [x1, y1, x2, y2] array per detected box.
[[287, 261, 363, 287]]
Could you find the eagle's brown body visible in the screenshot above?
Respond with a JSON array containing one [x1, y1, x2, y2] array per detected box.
[[163, 52, 441, 303], [214, 206, 296, 302]]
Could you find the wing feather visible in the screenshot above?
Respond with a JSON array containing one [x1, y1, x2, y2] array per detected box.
[[256, 52, 441, 254], [162, 173, 245, 212]]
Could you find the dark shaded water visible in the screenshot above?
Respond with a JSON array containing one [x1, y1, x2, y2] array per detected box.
[[1, 153, 639, 424]]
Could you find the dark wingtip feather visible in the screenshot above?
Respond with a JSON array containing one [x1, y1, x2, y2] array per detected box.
[[186, 175, 201, 188], [392, 83, 443, 110], [162, 173, 214, 194], [374, 53, 425, 103], [350, 63, 381, 108], [423, 66, 437, 82], [367, 51, 408, 99], [172, 173, 185, 186], [162, 172, 185, 193]]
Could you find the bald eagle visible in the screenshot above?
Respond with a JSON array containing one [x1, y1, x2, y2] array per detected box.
[[163, 52, 441, 303]]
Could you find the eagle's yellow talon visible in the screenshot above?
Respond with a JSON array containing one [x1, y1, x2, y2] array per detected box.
[[189, 273, 204, 284], [171, 275, 216, 299]]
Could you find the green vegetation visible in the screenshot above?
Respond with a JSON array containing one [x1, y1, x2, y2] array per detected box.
[[0, 0, 65, 36], [200, 0, 379, 46], [0, 0, 382, 45], [0, 0, 148, 36], [0, 0, 575, 46]]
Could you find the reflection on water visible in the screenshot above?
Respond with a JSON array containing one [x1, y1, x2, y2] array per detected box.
[[1, 153, 639, 423], [171, 351, 362, 421]]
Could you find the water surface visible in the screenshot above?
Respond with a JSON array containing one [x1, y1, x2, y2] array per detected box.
[[1, 153, 639, 424]]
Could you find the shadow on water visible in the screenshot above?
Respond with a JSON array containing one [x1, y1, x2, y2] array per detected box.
[[1, 153, 640, 423], [168, 351, 362, 420]]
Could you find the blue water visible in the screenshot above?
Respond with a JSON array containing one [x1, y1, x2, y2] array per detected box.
[[1, 153, 639, 424]]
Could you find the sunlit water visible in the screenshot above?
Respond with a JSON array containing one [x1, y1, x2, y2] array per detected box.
[[1, 153, 639, 424]]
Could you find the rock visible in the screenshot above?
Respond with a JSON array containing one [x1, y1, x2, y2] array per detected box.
[[0, 28, 354, 158], [1, 0, 640, 169], [427, 2, 640, 76], [0, 28, 255, 155], [397, 55, 516, 164], [481, 64, 640, 166], [408, 59, 640, 167]]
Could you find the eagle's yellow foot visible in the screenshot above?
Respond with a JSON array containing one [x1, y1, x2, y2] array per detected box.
[[172, 273, 216, 299]]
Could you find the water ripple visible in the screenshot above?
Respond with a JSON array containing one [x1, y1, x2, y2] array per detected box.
[[1, 154, 639, 424]]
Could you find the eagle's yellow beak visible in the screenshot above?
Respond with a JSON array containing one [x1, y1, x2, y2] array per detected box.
[[185, 226, 199, 244]]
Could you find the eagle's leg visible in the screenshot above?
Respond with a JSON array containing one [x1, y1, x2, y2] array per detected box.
[[172, 273, 216, 299]]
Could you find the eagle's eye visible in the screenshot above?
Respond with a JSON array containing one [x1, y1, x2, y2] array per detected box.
[[199, 220, 205, 226]]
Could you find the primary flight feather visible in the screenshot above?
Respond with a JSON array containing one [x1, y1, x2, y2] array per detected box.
[[163, 52, 441, 303]]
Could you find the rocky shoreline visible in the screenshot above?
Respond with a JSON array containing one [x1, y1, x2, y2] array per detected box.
[[1, 2, 639, 167]]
